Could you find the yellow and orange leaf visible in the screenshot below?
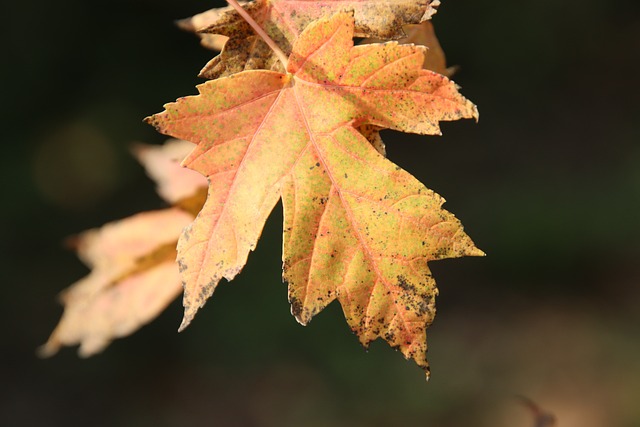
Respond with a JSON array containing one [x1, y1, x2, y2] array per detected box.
[[39, 209, 191, 357], [147, 12, 481, 373], [132, 139, 208, 215], [193, 0, 441, 78], [40, 140, 207, 357], [364, 21, 456, 77]]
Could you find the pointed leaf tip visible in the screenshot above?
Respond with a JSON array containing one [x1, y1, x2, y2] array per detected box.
[[178, 316, 191, 333]]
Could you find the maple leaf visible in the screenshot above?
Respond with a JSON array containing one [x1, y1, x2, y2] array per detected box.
[[40, 140, 206, 357], [191, 0, 440, 79], [176, 5, 232, 52], [147, 12, 481, 373], [358, 20, 455, 152], [132, 139, 208, 216], [364, 21, 457, 77]]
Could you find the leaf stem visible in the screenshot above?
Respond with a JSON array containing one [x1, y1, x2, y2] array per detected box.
[[225, 0, 289, 68]]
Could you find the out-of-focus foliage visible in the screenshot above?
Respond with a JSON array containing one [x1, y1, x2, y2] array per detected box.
[[40, 140, 206, 357]]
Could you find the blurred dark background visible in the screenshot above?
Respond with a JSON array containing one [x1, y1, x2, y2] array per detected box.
[[2, 0, 639, 426]]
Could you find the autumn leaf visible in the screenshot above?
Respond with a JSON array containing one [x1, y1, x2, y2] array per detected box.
[[132, 139, 208, 215], [364, 21, 456, 77], [40, 140, 206, 357], [191, 0, 440, 79], [176, 6, 231, 52], [359, 20, 455, 151], [39, 210, 190, 357], [147, 12, 481, 373], [401, 21, 456, 77]]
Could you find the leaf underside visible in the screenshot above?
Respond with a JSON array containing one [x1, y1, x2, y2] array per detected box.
[[193, 0, 441, 79]]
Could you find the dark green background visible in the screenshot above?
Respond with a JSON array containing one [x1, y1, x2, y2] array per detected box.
[[2, 0, 639, 426]]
